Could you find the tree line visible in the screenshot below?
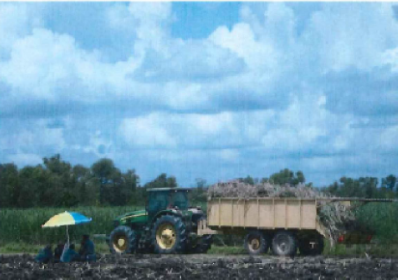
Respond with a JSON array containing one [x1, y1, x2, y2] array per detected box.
[[0, 154, 176, 208], [1, 154, 397, 208]]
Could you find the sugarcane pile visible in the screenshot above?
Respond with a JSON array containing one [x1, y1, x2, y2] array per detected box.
[[207, 180, 364, 245]]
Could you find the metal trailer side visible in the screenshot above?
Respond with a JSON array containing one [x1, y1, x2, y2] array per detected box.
[[205, 198, 326, 236]]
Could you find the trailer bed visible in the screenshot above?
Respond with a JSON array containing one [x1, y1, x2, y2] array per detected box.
[[207, 198, 326, 235]]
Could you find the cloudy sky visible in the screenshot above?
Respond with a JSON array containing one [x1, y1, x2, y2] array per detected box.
[[1, 2, 398, 187]]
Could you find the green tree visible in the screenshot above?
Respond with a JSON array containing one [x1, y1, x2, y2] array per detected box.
[[123, 169, 140, 205], [18, 165, 48, 208], [269, 169, 306, 186], [358, 177, 378, 198], [381, 175, 397, 192], [72, 164, 91, 205], [144, 173, 178, 189], [91, 158, 117, 205], [326, 176, 380, 198], [240, 176, 255, 185], [43, 154, 78, 207], [90, 158, 139, 206], [189, 178, 208, 204], [0, 163, 19, 207]]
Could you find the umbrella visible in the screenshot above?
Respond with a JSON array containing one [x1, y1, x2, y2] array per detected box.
[[42, 211, 92, 244]]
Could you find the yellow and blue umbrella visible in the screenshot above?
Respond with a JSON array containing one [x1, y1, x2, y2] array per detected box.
[[42, 211, 92, 243], [42, 211, 92, 228]]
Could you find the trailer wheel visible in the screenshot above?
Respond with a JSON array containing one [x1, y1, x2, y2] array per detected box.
[[299, 236, 324, 255], [152, 215, 187, 254], [244, 230, 270, 255], [109, 226, 137, 254], [271, 230, 297, 257]]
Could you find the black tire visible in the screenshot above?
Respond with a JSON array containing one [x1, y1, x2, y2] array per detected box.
[[244, 230, 270, 255], [109, 225, 137, 254], [299, 236, 324, 256], [271, 230, 297, 257], [189, 235, 213, 254], [152, 215, 187, 254]]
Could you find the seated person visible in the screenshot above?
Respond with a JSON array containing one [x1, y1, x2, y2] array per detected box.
[[61, 243, 78, 263], [35, 244, 53, 263], [79, 234, 96, 262], [53, 242, 65, 262]]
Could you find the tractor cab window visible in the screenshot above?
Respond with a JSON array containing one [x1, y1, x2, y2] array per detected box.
[[172, 192, 188, 210], [147, 192, 169, 214]]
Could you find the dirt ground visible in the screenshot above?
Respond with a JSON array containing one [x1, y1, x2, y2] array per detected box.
[[1, 254, 398, 280]]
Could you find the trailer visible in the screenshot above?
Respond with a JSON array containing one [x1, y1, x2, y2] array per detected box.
[[197, 197, 396, 256]]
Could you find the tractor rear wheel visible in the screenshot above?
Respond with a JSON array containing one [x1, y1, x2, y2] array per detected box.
[[271, 230, 297, 257], [152, 215, 187, 254], [244, 230, 270, 255], [109, 225, 137, 254]]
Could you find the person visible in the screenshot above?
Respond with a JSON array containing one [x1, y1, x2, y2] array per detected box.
[[78, 234, 96, 262], [61, 243, 78, 263], [35, 244, 53, 263], [53, 242, 65, 262]]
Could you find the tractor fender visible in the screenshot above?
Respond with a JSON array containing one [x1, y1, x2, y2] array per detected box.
[[150, 209, 182, 226]]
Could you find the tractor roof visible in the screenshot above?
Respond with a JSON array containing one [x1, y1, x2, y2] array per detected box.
[[146, 188, 190, 192]]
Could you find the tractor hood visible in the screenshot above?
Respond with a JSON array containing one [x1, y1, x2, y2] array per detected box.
[[114, 209, 148, 226]]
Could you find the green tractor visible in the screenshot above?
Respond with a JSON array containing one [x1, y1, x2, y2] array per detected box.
[[108, 188, 212, 254]]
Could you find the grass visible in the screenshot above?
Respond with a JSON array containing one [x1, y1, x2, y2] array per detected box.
[[0, 241, 111, 254]]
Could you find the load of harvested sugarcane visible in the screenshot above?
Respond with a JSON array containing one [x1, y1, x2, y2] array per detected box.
[[207, 180, 374, 245]]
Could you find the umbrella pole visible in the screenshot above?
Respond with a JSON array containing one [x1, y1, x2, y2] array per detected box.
[[66, 225, 70, 245]]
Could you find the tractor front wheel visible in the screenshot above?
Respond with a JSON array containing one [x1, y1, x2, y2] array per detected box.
[[152, 215, 187, 254], [109, 225, 137, 254]]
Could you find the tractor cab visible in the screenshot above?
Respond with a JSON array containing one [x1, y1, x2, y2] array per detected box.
[[146, 188, 190, 218]]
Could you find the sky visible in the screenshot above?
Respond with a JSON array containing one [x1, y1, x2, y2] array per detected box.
[[1, 2, 398, 187]]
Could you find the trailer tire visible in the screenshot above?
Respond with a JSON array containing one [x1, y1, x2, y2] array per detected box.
[[109, 226, 137, 254], [299, 236, 324, 255], [152, 215, 187, 254], [244, 230, 270, 255], [271, 230, 297, 257]]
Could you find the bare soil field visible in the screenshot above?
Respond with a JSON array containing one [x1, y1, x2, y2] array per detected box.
[[1, 254, 398, 279]]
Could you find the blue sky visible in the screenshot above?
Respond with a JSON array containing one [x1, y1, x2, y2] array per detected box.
[[1, 2, 398, 187]]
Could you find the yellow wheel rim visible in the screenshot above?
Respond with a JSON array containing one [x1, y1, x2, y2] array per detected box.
[[113, 235, 128, 253], [249, 238, 260, 250], [156, 223, 177, 250]]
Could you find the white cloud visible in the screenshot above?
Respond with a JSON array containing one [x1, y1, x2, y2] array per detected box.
[[302, 3, 398, 72], [0, 28, 101, 99], [0, 119, 66, 153], [119, 111, 269, 149], [120, 114, 177, 148], [0, 4, 43, 57]]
